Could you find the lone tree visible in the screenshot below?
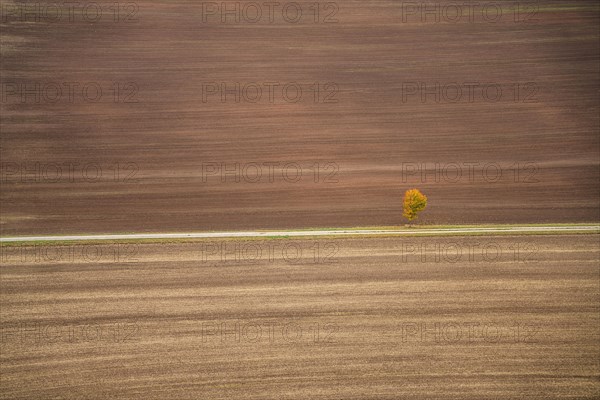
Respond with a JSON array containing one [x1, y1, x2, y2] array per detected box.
[[403, 189, 427, 222]]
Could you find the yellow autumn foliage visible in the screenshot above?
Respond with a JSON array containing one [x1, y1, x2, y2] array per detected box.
[[403, 189, 427, 221]]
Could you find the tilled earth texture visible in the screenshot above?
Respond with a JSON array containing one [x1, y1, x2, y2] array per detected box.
[[1, 235, 599, 399], [1, 1, 599, 235]]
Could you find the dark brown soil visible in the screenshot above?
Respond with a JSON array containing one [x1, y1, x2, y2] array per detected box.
[[1, 1, 598, 234]]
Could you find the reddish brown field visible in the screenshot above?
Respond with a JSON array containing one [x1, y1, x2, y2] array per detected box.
[[1, 1, 599, 235], [1, 235, 599, 398]]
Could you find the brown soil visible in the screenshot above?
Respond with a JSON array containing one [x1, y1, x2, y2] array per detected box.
[[1, 1, 599, 234], [1, 235, 599, 398]]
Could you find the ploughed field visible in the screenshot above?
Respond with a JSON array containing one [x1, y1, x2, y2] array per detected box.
[[1, 1, 599, 235], [1, 234, 598, 399]]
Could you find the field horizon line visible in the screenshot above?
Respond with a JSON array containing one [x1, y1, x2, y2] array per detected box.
[[1, 223, 599, 245]]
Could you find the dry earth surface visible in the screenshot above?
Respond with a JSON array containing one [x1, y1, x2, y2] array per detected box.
[[1, 1, 599, 235], [1, 234, 599, 399]]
